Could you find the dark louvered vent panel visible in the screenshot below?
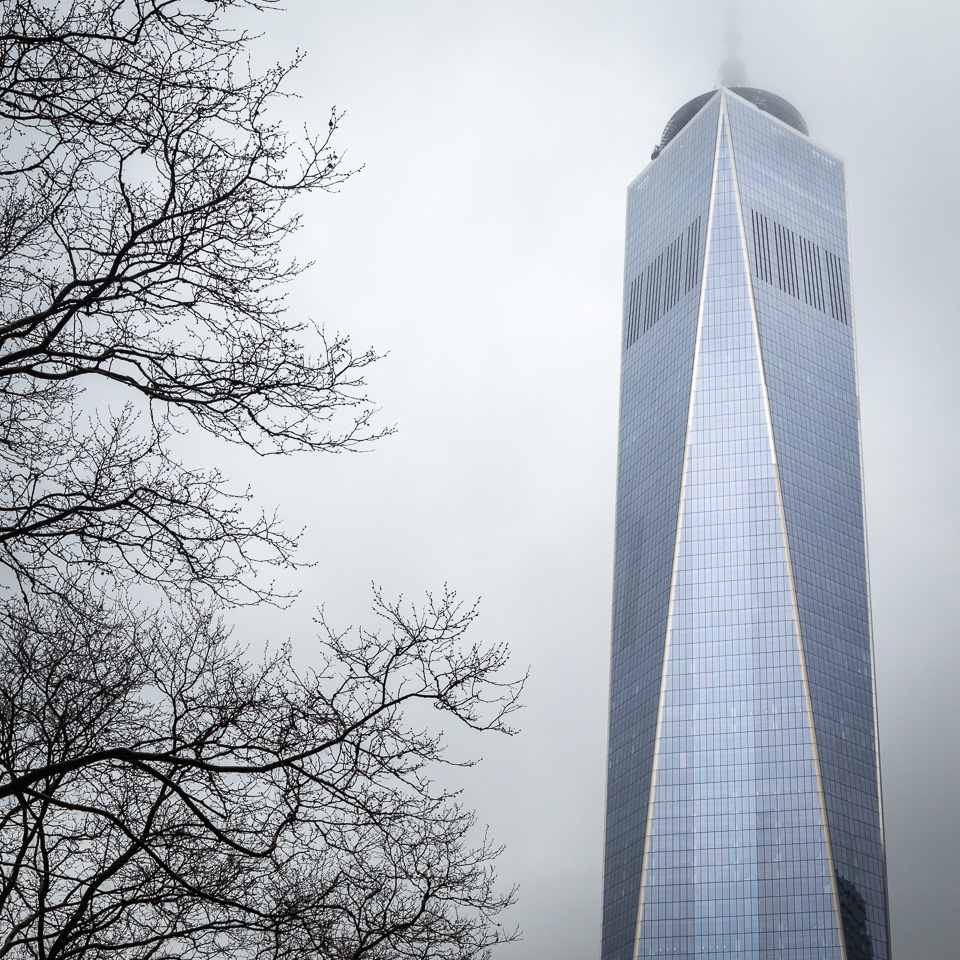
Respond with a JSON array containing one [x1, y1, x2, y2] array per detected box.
[[824, 251, 848, 324], [750, 210, 849, 324], [625, 276, 642, 347], [799, 236, 825, 312], [685, 218, 702, 292], [624, 216, 703, 349]]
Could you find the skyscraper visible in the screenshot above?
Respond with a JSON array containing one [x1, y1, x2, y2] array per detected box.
[[602, 86, 890, 960]]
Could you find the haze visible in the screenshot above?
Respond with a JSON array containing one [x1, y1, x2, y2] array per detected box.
[[224, 2, 960, 957]]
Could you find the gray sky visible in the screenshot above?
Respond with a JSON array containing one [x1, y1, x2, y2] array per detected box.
[[224, 1, 960, 957]]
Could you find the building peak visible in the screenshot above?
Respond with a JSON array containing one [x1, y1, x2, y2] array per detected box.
[[651, 87, 808, 160]]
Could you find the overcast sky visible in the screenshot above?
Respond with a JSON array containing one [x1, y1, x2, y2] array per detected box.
[[223, 2, 960, 957]]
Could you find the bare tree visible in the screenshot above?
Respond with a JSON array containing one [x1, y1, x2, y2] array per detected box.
[[0, 0, 379, 607], [0, 2, 522, 957], [0, 589, 520, 959]]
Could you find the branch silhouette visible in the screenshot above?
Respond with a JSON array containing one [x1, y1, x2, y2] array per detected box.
[[0, 3, 522, 958]]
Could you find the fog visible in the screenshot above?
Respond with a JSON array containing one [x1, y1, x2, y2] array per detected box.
[[224, 1, 960, 956]]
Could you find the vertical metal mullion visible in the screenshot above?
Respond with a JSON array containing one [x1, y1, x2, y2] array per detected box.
[[762, 215, 771, 283], [813, 244, 825, 312], [836, 258, 848, 323]]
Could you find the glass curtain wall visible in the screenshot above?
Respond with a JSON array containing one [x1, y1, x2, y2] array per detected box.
[[602, 89, 890, 960]]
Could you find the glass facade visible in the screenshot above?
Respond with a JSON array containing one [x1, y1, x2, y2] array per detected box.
[[602, 90, 890, 960]]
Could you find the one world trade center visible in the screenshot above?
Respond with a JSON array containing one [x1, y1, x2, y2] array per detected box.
[[602, 81, 891, 960]]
